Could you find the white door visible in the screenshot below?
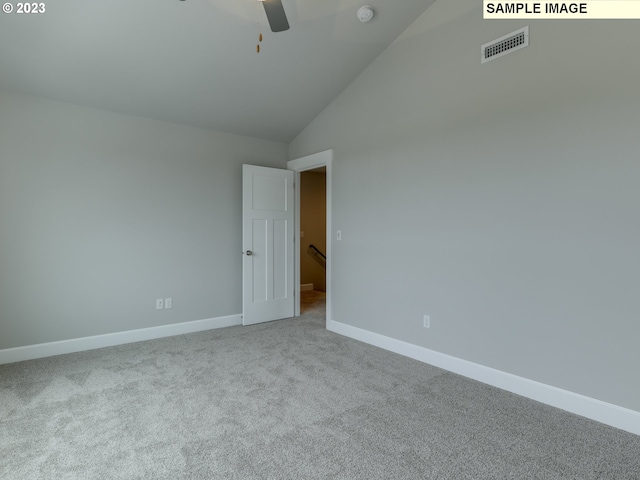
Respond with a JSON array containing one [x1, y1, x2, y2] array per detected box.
[[242, 165, 295, 325]]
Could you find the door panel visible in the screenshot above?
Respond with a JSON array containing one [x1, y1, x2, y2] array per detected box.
[[252, 175, 288, 211], [251, 219, 268, 303], [243, 165, 294, 325], [273, 219, 288, 300]]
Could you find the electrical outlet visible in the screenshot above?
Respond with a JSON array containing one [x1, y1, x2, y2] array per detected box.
[[336, 230, 342, 241], [164, 298, 173, 309], [156, 299, 164, 310], [423, 315, 431, 328]]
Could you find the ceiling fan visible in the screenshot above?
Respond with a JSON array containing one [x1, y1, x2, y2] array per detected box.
[[178, 0, 290, 33], [258, 0, 290, 33]]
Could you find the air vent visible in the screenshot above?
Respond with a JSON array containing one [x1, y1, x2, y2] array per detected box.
[[481, 26, 529, 64]]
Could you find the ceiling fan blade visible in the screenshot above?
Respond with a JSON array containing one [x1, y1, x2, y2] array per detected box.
[[262, 0, 290, 33]]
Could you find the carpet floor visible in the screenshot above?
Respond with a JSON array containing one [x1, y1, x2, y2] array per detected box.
[[1, 292, 639, 479]]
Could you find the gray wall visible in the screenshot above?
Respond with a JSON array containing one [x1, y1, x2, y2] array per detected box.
[[0, 91, 287, 349], [290, 1, 640, 412]]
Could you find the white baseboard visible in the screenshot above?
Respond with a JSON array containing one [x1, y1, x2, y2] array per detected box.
[[300, 283, 314, 291], [0, 314, 242, 365], [327, 319, 640, 437]]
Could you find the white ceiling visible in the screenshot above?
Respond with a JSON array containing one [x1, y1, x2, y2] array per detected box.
[[0, 0, 435, 142]]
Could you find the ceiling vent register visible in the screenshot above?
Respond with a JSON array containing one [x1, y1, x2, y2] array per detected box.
[[481, 26, 529, 64]]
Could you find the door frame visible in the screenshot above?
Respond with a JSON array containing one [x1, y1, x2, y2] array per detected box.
[[287, 149, 333, 325]]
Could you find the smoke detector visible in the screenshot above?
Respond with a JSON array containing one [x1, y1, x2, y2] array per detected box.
[[357, 5, 375, 23]]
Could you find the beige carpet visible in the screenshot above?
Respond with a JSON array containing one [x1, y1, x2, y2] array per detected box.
[[300, 289, 326, 316]]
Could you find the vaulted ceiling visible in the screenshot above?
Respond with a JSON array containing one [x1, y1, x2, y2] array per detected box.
[[0, 0, 436, 142]]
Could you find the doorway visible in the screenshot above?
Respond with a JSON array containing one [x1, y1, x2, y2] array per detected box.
[[299, 167, 326, 316], [288, 149, 332, 326]]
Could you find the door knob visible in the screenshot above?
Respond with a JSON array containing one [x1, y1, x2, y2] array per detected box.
[[244, 250, 253, 256]]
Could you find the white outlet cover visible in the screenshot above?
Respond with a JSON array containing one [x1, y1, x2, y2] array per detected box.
[[423, 315, 431, 328], [156, 299, 164, 310], [164, 298, 173, 309]]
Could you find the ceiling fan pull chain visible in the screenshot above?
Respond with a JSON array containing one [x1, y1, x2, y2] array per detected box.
[[256, 1, 262, 53]]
